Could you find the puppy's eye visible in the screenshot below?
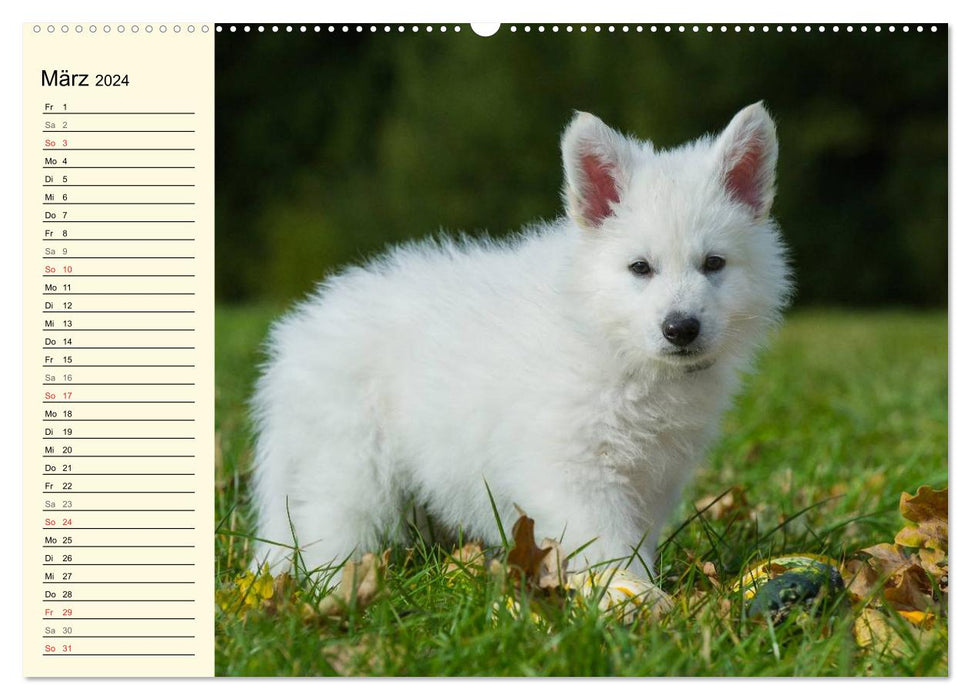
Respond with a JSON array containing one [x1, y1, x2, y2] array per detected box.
[[702, 255, 726, 273], [629, 260, 653, 277]]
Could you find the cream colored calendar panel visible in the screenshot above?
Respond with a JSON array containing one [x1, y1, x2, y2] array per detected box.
[[22, 23, 215, 677]]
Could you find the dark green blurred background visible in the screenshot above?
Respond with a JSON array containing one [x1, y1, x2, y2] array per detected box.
[[215, 26, 947, 307]]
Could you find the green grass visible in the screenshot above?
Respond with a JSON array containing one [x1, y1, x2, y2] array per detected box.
[[214, 307, 947, 676]]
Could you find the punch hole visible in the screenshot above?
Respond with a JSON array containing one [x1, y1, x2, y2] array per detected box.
[[471, 23, 500, 37]]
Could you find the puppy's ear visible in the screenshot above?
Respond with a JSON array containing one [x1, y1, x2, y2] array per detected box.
[[561, 112, 633, 229], [714, 102, 778, 219]]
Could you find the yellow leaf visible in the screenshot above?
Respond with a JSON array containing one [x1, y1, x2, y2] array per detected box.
[[898, 609, 936, 628]]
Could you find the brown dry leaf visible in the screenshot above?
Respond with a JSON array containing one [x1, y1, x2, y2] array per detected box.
[[882, 563, 935, 612], [507, 514, 554, 586], [694, 486, 748, 521], [317, 550, 390, 617], [444, 542, 485, 576], [842, 483, 948, 653], [845, 544, 935, 612], [860, 543, 917, 579], [896, 486, 948, 553], [842, 558, 884, 603]]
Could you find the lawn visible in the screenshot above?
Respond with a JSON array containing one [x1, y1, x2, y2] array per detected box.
[[214, 306, 947, 676]]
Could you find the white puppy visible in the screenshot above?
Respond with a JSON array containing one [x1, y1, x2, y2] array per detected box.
[[250, 103, 791, 578]]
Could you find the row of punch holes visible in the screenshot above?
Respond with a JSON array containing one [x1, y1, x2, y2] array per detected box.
[[33, 24, 939, 35], [214, 24, 939, 34], [34, 24, 207, 33]]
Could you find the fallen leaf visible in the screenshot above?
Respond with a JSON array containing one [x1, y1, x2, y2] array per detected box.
[[842, 483, 948, 654], [317, 550, 390, 617], [896, 486, 948, 553], [694, 486, 748, 521], [882, 564, 935, 613], [842, 558, 883, 604], [897, 609, 936, 628], [854, 607, 907, 657], [536, 537, 569, 590], [917, 547, 948, 582], [860, 542, 916, 579], [444, 542, 485, 577], [506, 514, 553, 587]]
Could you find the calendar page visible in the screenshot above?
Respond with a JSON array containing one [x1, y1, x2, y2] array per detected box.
[[20, 18, 949, 680], [22, 23, 215, 677]]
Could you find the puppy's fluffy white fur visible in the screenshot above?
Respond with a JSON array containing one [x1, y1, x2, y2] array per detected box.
[[251, 103, 791, 577]]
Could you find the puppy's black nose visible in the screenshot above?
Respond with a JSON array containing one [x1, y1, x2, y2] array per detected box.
[[662, 313, 700, 348]]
